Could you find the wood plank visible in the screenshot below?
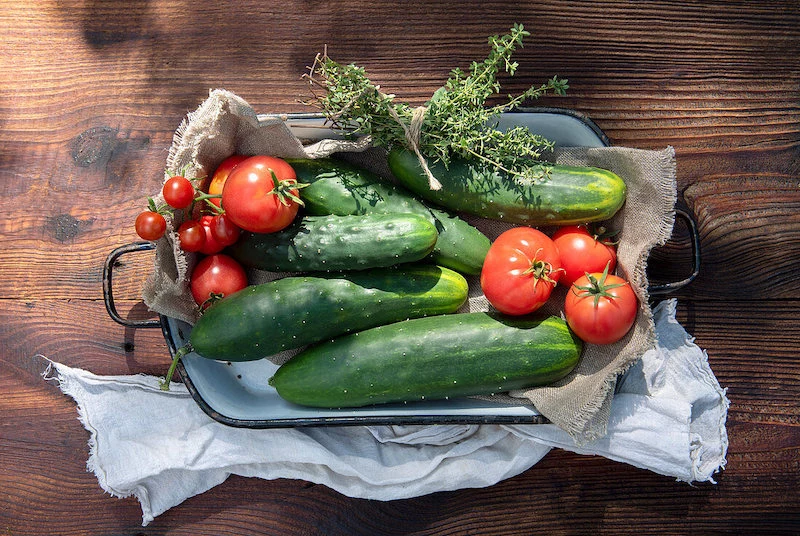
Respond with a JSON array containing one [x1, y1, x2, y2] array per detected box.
[[1, 3, 798, 142], [2, 0, 799, 533], [0, 300, 168, 379]]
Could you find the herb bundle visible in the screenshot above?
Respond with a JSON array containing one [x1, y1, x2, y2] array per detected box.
[[303, 23, 568, 188]]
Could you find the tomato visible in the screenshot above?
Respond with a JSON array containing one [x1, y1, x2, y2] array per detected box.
[[135, 211, 166, 241], [190, 254, 248, 308], [221, 155, 303, 234], [177, 220, 206, 252], [179, 215, 238, 253], [564, 266, 638, 345], [209, 213, 241, 247], [480, 227, 562, 315], [197, 215, 225, 255], [552, 225, 617, 287], [207, 155, 249, 208], [162, 176, 196, 209]]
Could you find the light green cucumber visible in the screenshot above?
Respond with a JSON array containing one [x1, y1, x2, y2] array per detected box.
[[387, 148, 627, 226]]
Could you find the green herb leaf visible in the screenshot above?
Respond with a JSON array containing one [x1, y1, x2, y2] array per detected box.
[[302, 24, 567, 184]]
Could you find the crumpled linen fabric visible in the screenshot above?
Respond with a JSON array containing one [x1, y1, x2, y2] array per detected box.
[[44, 299, 728, 526]]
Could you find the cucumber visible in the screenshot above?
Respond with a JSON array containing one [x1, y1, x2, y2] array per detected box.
[[189, 264, 469, 362], [423, 208, 489, 275], [269, 312, 582, 407], [288, 158, 490, 275], [228, 212, 437, 272], [387, 148, 627, 226], [288, 158, 426, 217]]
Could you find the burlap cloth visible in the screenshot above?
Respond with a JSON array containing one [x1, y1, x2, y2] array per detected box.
[[143, 89, 677, 443]]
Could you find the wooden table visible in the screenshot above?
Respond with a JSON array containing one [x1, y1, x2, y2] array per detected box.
[[2, 2, 798, 534]]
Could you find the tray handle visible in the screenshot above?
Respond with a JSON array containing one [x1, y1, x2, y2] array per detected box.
[[102, 241, 162, 328], [647, 204, 701, 296]]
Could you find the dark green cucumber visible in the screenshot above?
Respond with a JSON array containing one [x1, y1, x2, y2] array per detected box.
[[269, 312, 582, 407], [387, 148, 627, 226], [190, 264, 469, 362], [288, 158, 490, 275], [423, 208, 489, 275], [288, 158, 426, 217], [229, 212, 437, 272]]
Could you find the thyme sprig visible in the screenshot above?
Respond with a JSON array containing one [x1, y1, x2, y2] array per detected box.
[[302, 23, 568, 185]]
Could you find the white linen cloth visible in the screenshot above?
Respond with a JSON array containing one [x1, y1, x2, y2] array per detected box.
[[44, 299, 728, 526]]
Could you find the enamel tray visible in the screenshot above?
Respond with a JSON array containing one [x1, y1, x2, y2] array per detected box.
[[104, 108, 700, 428]]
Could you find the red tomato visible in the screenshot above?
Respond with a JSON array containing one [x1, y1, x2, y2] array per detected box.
[[552, 225, 617, 287], [480, 227, 562, 315], [177, 220, 206, 252], [198, 215, 225, 255], [162, 176, 196, 210], [190, 254, 248, 308], [135, 211, 166, 241], [221, 156, 302, 234], [207, 155, 249, 208], [564, 267, 638, 345], [209, 213, 241, 247]]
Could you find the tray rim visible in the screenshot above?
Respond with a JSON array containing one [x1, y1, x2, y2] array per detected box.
[[255, 105, 612, 147]]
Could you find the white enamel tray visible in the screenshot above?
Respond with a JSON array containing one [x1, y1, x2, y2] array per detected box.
[[104, 108, 698, 428]]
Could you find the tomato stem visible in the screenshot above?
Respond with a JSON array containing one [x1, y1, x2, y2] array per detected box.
[[521, 247, 560, 286], [192, 192, 225, 214], [164, 163, 205, 183], [199, 292, 225, 312], [571, 262, 627, 307], [147, 197, 173, 216], [194, 192, 222, 202], [267, 169, 309, 207]]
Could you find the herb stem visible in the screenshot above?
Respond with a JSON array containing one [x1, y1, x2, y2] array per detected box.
[[303, 24, 568, 184]]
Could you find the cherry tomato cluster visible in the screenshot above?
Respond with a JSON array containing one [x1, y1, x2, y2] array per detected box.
[[479, 224, 638, 345], [134, 174, 200, 242], [134, 155, 306, 309], [175, 213, 240, 255]]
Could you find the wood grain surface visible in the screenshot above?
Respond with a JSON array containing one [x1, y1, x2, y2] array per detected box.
[[1, 1, 799, 534]]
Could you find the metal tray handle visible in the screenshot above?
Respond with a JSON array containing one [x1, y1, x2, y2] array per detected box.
[[102, 241, 161, 328], [647, 205, 701, 296]]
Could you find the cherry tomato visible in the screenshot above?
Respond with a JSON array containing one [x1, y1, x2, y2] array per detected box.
[[162, 176, 195, 210], [135, 211, 166, 241], [207, 155, 249, 208], [221, 155, 302, 234], [190, 254, 248, 308], [552, 225, 617, 287], [480, 227, 562, 315], [564, 267, 638, 345], [198, 215, 225, 255], [210, 213, 241, 247], [177, 220, 206, 252]]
